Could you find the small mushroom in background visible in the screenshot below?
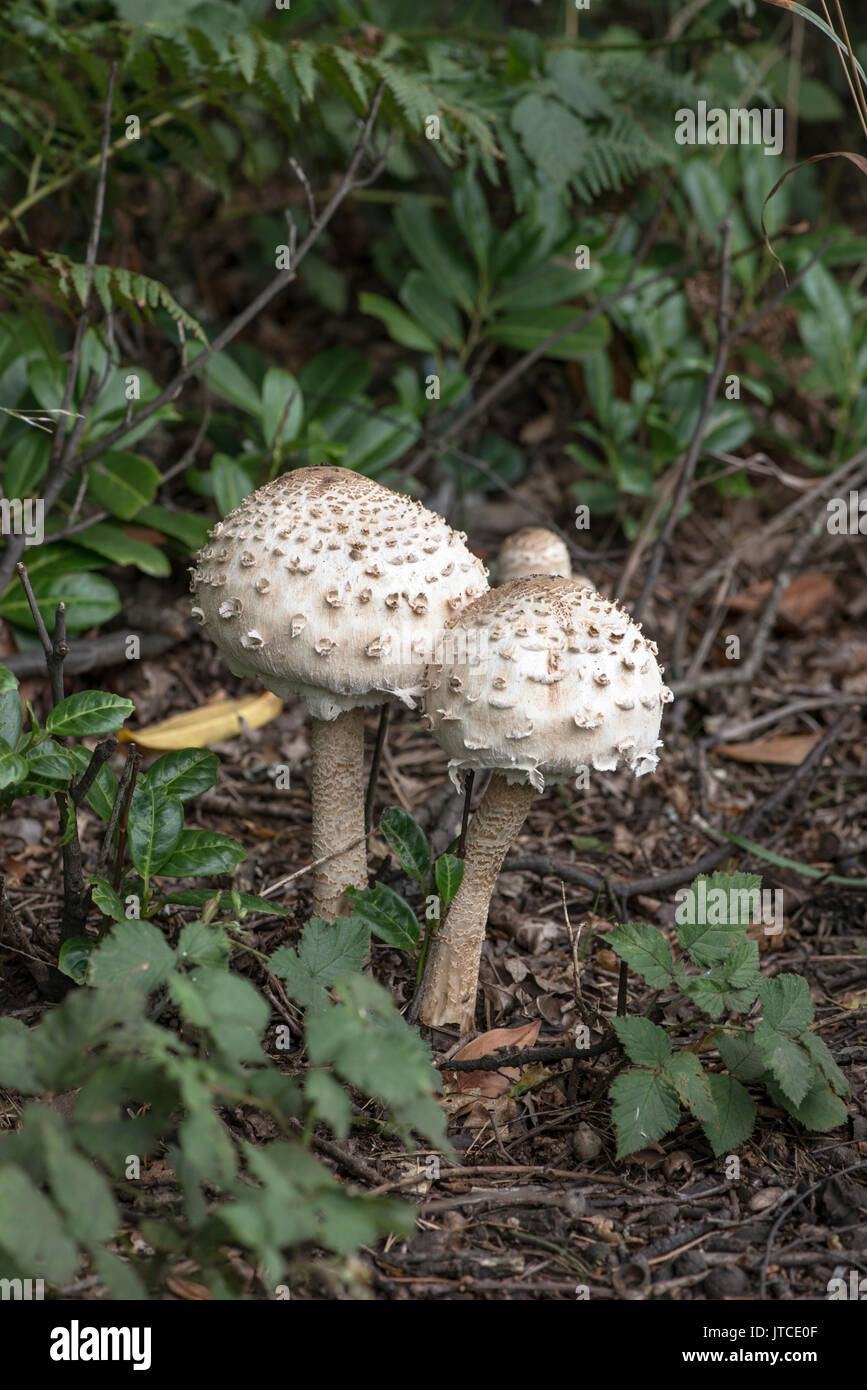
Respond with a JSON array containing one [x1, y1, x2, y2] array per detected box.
[[417, 576, 672, 1031], [496, 525, 593, 591], [191, 465, 488, 921]]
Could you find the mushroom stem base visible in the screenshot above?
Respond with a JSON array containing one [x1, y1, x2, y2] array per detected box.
[[418, 774, 536, 1031], [310, 708, 369, 922]]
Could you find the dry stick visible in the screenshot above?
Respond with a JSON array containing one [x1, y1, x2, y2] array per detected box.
[[457, 770, 475, 859], [3, 630, 177, 679], [440, 1036, 620, 1073], [0, 83, 388, 596], [760, 1160, 867, 1301], [670, 468, 867, 698], [364, 704, 390, 837], [97, 741, 140, 878], [506, 714, 851, 905], [671, 445, 867, 677], [71, 737, 117, 807], [15, 568, 93, 953]]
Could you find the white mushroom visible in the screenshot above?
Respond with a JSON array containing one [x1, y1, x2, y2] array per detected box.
[[496, 526, 592, 591], [191, 466, 488, 921], [417, 576, 672, 1031]]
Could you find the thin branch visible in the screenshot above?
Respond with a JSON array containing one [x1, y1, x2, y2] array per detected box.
[[71, 737, 118, 807]]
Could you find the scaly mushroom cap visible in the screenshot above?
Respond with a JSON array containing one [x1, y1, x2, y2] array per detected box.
[[497, 527, 572, 582], [423, 576, 673, 792], [191, 466, 489, 721]]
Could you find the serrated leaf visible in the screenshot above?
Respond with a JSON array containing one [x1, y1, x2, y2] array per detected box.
[[608, 922, 674, 989], [177, 920, 231, 969], [717, 1029, 767, 1082], [380, 807, 430, 882], [268, 916, 369, 1013], [664, 1052, 718, 1126], [758, 973, 814, 1034], [169, 967, 268, 1061], [765, 1074, 848, 1132], [41, 1112, 118, 1244], [613, 1016, 671, 1067], [344, 883, 419, 950], [0, 1018, 40, 1092], [305, 1070, 352, 1140], [0, 1165, 79, 1283], [610, 1067, 681, 1159], [699, 1074, 756, 1156], [88, 919, 177, 995], [755, 1021, 815, 1107], [46, 690, 133, 738], [799, 1031, 849, 1097]]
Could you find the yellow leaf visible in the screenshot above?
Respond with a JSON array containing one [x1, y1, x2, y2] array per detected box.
[[118, 691, 283, 751]]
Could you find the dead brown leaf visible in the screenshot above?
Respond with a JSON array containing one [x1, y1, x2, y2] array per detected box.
[[713, 734, 820, 765], [726, 571, 835, 626], [447, 1019, 541, 1097]]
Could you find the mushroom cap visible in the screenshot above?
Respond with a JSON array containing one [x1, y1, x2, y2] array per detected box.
[[423, 576, 673, 792], [191, 466, 489, 721], [497, 527, 572, 582]]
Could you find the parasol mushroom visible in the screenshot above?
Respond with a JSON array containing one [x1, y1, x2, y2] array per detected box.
[[418, 576, 672, 1030], [496, 525, 592, 591], [190, 465, 488, 920]]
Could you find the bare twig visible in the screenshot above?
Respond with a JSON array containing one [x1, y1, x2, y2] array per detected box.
[[71, 737, 118, 807], [97, 741, 138, 877]]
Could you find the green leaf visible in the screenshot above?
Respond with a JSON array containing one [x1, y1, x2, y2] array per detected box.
[[380, 807, 430, 883], [511, 94, 588, 190], [71, 522, 170, 577], [67, 745, 118, 821], [0, 748, 27, 789], [609, 1067, 680, 1159], [177, 920, 231, 969], [178, 1106, 237, 1186], [146, 748, 219, 802], [613, 1016, 671, 1068], [5, 432, 50, 496], [89, 878, 127, 921], [758, 974, 814, 1035], [799, 1031, 849, 1097], [0, 665, 18, 694], [127, 785, 184, 879], [0, 572, 121, 632], [0, 1018, 39, 1092], [57, 935, 94, 984], [169, 966, 268, 1061], [0, 1165, 79, 1284], [86, 451, 161, 520], [664, 1053, 718, 1126], [306, 974, 446, 1149], [46, 690, 133, 738], [344, 883, 419, 950], [203, 349, 262, 415], [0, 688, 22, 748], [261, 367, 303, 447], [393, 196, 477, 313], [305, 1070, 352, 1140], [211, 454, 255, 517], [89, 1247, 146, 1300], [765, 1075, 848, 1132], [24, 744, 75, 787], [755, 1022, 814, 1107], [89, 919, 177, 994], [359, 292, 437, 353], [434, 853, 463, 907], [41, 1112, 118, 1243], [451, 171, 492, 271], [488, 308, 609, 359], [399, 271, 465, 349], [608, 922, 674, 989], [133, 504, 211, 552], [268, 915, 370, 1013], [716, 1030, 768, 1082], [160, 888, 288, 916], [698, 1074, 756, 1157], [156, 829, 246, 878]]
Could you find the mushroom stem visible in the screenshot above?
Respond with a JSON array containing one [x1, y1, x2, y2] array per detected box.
[[418, 773, 536, 1031], [310, 708, 369, 922]]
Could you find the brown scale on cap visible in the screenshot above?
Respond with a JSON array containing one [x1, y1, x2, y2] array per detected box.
[[418, 576, 672, 1031], [191, 466, 488, 921]]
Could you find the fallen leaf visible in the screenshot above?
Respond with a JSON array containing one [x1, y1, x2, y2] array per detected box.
[[713, 734, 820, 765], [446, 1019, 541, 1097], [117, 691, 283, 750], [166, 1275, 212, 1300], [726, 571, 835, 626], [518, 412, 555, 445]]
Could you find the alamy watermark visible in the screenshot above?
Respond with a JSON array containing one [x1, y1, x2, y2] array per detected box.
[[675, 879, 783, 936], [0, 497, 44, 546], [675, 100, 783, 157]]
